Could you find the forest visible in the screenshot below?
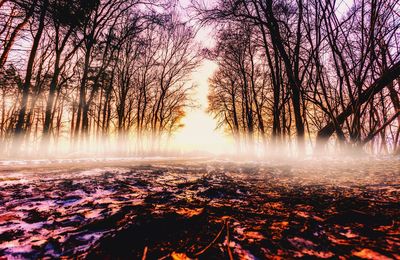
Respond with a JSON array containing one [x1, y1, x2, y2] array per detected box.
[[198, 0, 400, 155], [0, 0, 400, 259], [0, 0, 202, 156], [0, 0, 399, 157]]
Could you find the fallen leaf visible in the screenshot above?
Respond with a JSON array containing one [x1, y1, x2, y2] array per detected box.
[[244, 231, 265, 241], [288, 237, 316, 248], [302, 249, 334, 258], [171, 252, 192, 260], [353, 249, 391, 260], [340, 229, 358, 238], [176, 208, 203, 218], [0, 213, 19, 222]]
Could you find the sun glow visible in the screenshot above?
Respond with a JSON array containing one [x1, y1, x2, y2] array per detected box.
[[172, 60, 235, 154]]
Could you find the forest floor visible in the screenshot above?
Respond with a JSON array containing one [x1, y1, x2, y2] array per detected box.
[[0, 157, 399, 259]]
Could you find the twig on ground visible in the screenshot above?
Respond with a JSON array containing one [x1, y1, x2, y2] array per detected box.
[[141, 246, 148, 260], [193, 216, 228, 257], [225, 218, 234, 260]]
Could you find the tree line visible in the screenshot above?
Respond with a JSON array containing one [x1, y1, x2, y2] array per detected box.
[[0, 0, 201, 156], [1, 0, 399, 157], [193, 0, 400, 155]]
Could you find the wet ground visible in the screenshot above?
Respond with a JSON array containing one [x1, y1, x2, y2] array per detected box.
[[0, 157, 399, 259]]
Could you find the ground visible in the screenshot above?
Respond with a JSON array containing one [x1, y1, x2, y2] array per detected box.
[[0, 157, 399, 259]]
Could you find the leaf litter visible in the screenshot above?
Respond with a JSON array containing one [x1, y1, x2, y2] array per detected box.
[[0, 158, 399, 259]]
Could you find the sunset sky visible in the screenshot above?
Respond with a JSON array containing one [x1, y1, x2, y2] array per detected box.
[[172, 60, 235, 153], [170, 1, 236, 153]]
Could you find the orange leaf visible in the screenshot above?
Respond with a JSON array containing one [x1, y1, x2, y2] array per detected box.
[[353, 249, 391, 260], [171, 252, 192, 260]]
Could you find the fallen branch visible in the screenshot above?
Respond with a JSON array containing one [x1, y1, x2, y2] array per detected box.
[[362, 110, 400, 145], [317, 61, 400, 145]]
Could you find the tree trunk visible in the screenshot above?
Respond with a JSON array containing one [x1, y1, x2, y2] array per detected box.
[[13, 0, 47, 153], [263, 0, 305, 151]]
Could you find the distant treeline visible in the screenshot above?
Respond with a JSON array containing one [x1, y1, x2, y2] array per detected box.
[[194, 0, 400, 155], [0, 0, 201, 156]]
